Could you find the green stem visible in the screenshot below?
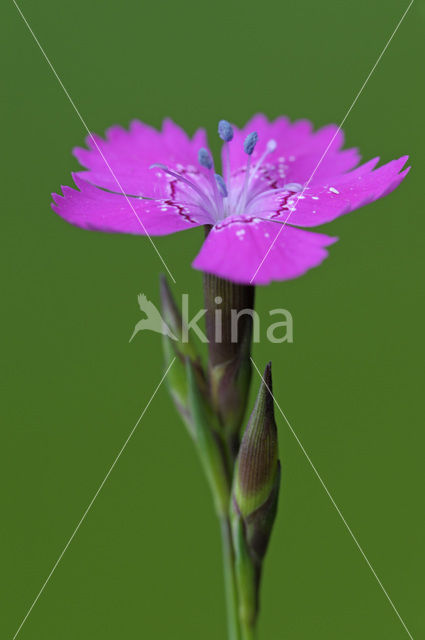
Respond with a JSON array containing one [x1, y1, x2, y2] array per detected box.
[[220, 517, 241, 640], [240, 620, 256, 640], [231, 515, 259, 640]]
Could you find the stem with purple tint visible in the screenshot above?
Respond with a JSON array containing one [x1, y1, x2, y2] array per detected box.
[[202, 266, 256, 639], [160, 246, 279, 640]]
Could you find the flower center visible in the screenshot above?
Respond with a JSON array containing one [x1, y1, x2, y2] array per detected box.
[[151, 120, 301, 223]]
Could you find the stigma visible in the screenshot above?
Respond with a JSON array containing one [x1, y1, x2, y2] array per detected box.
[[152, 119, 288, 222]]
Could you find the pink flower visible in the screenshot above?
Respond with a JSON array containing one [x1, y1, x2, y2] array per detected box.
[[52, 114, 409, 285]]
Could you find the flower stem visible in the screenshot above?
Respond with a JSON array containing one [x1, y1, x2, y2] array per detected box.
[[220, 516, 241, 640], [240, 620, 256, 640], [203, 270, 255, 458]]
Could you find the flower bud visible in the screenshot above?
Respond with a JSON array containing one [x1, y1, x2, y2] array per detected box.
[[232, 362, 280, 564]]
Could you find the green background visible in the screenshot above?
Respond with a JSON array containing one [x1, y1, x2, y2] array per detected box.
[[1, 1, 423, 638]]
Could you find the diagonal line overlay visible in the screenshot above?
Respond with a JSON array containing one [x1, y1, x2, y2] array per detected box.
[[11, 0, 416, 637], [250, 356, 414, 640], [12, 0, 176, 283], [11, 358, 176, 640], [249, 0, 415, 284]]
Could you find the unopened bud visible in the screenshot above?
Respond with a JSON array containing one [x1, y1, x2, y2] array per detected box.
[[233, 362, 280, 562]]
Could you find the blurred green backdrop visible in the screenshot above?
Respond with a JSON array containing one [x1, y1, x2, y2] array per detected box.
[[1, 0, 423, 638]]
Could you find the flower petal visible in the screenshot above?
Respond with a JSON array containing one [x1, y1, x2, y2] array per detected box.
[[254, 156, 410, 227], [73, 119, 209, 198], [224, 114, 360, 188], [51, 175, 210, 235], [192, 216, 337, 285], [283, 146, 360, 186]]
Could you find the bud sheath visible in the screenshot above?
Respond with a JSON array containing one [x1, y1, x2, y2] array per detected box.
[[234, 362, 278, 526], [232, 363, 281, 631], [160, 275, 207, 437]]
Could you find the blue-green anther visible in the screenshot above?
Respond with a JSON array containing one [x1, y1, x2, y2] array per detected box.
[[215, 173, 228, 198], [198, 147, 213, 170], [218, 120, 234, 142], [244, 132, 258, 156]]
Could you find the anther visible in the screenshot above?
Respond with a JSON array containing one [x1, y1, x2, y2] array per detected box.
[[198, 148, 213, 170], [215, 174, 228, 198], [218, 120, 234, 142], [244, 132, 258, 156], [150, 163, 213, 207]]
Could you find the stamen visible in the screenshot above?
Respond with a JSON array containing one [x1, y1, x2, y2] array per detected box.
[[266, 139, 277, 153], [91, 183, 202, 208], [198, 148, 213, 170], [218, 120, 234, 187], [250, 183, 305, 205], [249, 139, 277, 185], [197, 148, 223, 214], [215, 174, 228, 198], [218, 120, 234, 142], [252, 186, 297, 200], [150, 164, 213, 208], [237, 132, 258, 213], [244, 132, 258, 156]]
